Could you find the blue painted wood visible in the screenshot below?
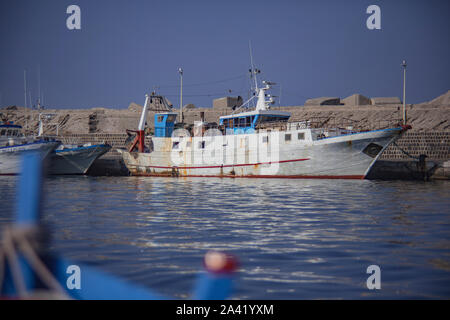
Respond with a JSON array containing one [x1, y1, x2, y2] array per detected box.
[[52, 258, 168, 300], [193, 272, 234, 300], [2, 152, 235, 300], [16, 152, 43, 226], [15, 152, 44, 293]]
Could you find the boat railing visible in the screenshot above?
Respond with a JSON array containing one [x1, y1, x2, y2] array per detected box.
[[255, 120, 289, 131], [167, 117, 401, 138], [288, 116, 402, 132]]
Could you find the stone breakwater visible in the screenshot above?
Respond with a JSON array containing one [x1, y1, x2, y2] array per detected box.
[[1, 90, 449, 135]]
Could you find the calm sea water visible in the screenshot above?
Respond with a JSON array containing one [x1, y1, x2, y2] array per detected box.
[[1, 176, 449, 299]]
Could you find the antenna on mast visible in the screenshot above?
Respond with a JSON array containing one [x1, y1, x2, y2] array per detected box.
[[24, 70, 27, 109], [38, 64, 41, 107], [249, 41, 258, 91], [401, 60, 407, 125]]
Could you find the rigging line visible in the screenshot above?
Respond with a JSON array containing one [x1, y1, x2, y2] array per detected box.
[[164, 93, 244, 98], [163, 90, 246, 97], [391, 141, 420, 160], [281, 89, 311, 100], [155, 74, 247, 89]]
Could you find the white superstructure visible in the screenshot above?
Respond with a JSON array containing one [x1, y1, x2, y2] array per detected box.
[[0, 122, 60, 175]]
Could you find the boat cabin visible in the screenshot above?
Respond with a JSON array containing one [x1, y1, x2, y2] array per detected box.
[[219, 110, 291, 134], [154, 112, 178, 137], [0, 123, 22, 137]]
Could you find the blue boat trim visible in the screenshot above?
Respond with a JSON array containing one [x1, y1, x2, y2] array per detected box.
[[1, 152, 236, 300], [0, 124, 22, 129]]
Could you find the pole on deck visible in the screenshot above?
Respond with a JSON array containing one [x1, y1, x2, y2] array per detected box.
[[402, 60, 407, 125]]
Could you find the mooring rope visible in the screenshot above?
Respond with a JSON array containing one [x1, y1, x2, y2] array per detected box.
[[391, 141, 420, 160], [0, 226, 69, 299]]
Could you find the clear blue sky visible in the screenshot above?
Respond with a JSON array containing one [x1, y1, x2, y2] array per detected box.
[[0, 0, 449, 109]]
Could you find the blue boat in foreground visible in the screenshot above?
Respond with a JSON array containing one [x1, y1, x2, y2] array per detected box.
[[0, 152, 237, 299]]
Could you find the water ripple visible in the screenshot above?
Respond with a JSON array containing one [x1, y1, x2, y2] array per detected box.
[[0, 176, 449, 299]]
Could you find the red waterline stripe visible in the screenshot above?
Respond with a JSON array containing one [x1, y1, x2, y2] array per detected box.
[[132, 158, 310, 170], [131, 173, 365, 180]]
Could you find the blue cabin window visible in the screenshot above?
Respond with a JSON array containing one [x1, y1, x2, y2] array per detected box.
[[167, 115, 176, 122], [257, 115, 289, 124], [220, 114, 287, 132], [154, 113, 177, 137], [221, 116, 257, 129]]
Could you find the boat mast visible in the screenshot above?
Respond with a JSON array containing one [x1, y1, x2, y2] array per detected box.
[[38, 113, 43, 136], [24, 70, 27, 109], [38, 64, 41, 107], [401, 60, 407, 125], [24, 70, 28, 133], [249, 41, 258, 91], [178, 67, 183, 123]]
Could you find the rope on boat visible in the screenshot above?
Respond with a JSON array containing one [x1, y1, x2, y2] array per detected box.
[[0, 226, 69, 299], [390, 141, 440, 181]]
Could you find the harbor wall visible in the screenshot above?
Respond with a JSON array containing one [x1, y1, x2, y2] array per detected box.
[[2, 90, 449, 135]]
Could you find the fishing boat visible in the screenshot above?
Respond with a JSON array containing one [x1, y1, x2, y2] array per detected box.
[[0, 121, 60, 175], [118, 72, 410, 179], [35, 115, 112, 175], [49, 143, 111, 175]]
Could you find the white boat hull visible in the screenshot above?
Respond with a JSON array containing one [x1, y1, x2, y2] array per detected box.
[[0, 141, 61, 175], [119, 128, 404, 179], [49, 144, 111, 175]]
